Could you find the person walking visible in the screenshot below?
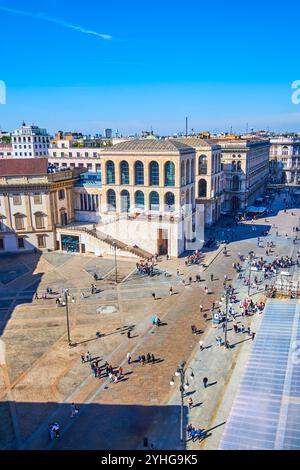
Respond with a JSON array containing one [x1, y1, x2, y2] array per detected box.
[[199, 340, 204, 351], [152, 292, 156, 301], [252, 332, 256, 341], [127, 329, 131, 339], [203, 376, 208, 388], [199, 304, 203, 314], [188, 397, 193, 410], [127, 352, 131, 364], [210, 273, 214, 282], [80, 353, 85, 364], [169, 287, 173, 296]]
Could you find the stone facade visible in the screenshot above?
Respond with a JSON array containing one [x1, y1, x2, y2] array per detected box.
[[269, 137, 300, 184], [211, 138, 270, 212], [0, 159, 83, 253]]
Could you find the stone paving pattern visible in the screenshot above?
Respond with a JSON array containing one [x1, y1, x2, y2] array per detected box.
[[0, 189, 298, 449]]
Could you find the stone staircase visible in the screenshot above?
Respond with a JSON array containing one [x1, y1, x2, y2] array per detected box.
[[64, 226, 153, 259]]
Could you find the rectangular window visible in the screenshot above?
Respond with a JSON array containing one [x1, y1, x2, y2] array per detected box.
[[0, 238, 4, 250], [18, 237, 25, 249], [35, 214, 45, 229], [37, 235, 46, 248], [15, 216, 24, 230], [13, 194, 21, 205], [58, 189, 65, 200]]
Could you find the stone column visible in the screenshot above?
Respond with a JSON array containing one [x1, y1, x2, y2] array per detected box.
[[25, 193, 33, 230], [3, 194, 12, 229], [45, 192, 53, 231]]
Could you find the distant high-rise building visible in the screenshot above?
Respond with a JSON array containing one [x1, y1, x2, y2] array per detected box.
[[105, 128, 112, 139], [12, 122, 50, 158]]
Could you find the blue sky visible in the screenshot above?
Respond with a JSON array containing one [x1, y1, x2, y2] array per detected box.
[[0, 0, 300, 135]]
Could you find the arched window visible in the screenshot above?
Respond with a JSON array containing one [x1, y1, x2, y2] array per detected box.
[[35, 212, 45, 229], [191, 187, 195, 209], [120, 161, 129, 185], [135, 190, 144, 209], [107, 189, 116, 211], [149, 161, 159, 186], [186, 188, 190, 205], [282, 146, 289, 156], [232, 175, 239, 191], [135, 161, 144, 185], [106, 161, 115, 184], [120, 189, 130, 212], [191, 159, 195, 183], [237, 160, 242, 171], [60, 208, 67, 226], [165, 192, 175, 211], [198, 179, 207, 197], [186, 160, 190, 184], [149, 191, 159, 211], [199, 155, 207, 174], [232, 161, 236, 171], [181, 161, 185, 185], [164, 161, 175, 186]]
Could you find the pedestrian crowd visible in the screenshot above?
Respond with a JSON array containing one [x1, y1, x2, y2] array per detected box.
[[187, 424, 206, 442], [185, 250, 202, 266], [136, 258, 155, 276]]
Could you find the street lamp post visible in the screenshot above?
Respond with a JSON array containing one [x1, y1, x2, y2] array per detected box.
[[248, 250, 254, 296], [113, 242, 118, 284], [224, 286, 230, 348], [63, 289, 75, 347], [170, 361, 194, 446]]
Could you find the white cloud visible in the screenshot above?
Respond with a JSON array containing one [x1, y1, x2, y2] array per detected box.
[[0, 6, 112, 40]]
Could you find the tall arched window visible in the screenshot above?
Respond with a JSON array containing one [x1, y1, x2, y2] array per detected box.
[[149, 191, 159, 211], [186, 160, 190, 184], [199, 155, 207, 174], [120, 161, 129, 185], [135, 190, 144, 209], [149, 161, 159, 186], [135, 161, 144, 185], [191, 159, 195, 183], [232, 175, 239, 191], [165, 192, 175, 211], [107, 189, 116, 211], [186, 188, 190, 205], [232, 161, 236, 172], [164, 161, 175, 186], [106, 161, 115, 184], [198, 179, 207, 197], [237, 161, 242, 171], [181, 161, 185, 185], [191, 187, 195, 209], [120, 189, 130, 212]]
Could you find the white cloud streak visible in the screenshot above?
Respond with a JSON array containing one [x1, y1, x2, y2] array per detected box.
[[0, 5, 112, 40]]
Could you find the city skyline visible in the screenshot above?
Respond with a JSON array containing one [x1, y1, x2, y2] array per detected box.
[[1, 0, 300, 134]]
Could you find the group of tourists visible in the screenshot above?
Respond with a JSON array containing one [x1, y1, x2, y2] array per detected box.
[[187, 424, 206, 442], [239, 298, 265, 316], [185, 250, 202, 266], [138, 353, 156, 365], [136, 259, 155, 276]]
